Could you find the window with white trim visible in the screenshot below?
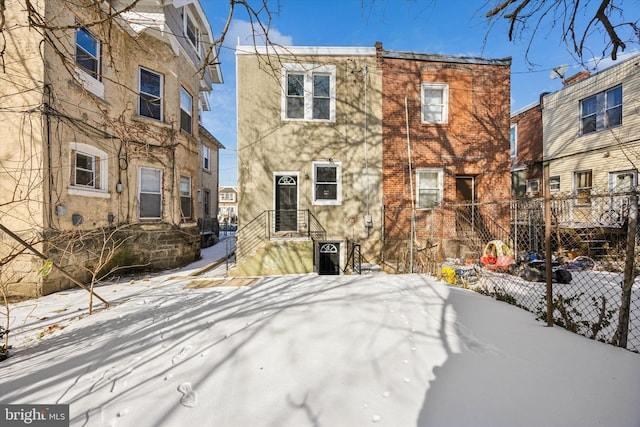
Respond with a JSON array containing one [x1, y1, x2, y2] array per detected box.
[[282, 64, 336, 122], [139, 167, 162, 219], [416, 168, 443, 208], [510, 124, 517, 158], [608, 170, 637, 192], [139, 67, 163, 120], [202, 145, 210, 171], [68, 143, 108, 197], [180, 175, 192, 220], [549, 176, 560, 192], [76, 28, 100, 79], [421, 83, 448, 124], [180, 87, 193, 134], [182, 8, 201, 57], [580, 85, 622, 135], [526, 178, 540, 195], [574, 170, 592, 205], [313, 161, 341, 205]]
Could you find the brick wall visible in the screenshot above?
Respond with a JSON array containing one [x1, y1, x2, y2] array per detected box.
[[381, 53, 511, 255], [512, 104, 543, 188]]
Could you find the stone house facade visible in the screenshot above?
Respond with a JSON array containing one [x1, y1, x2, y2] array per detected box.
[[0, 0, 222, 297]]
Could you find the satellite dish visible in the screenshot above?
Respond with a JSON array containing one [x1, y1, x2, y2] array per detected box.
[[550, 64, 569, 79]]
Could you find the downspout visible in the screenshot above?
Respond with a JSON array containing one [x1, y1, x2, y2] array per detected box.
[[405, 96, 414, 273], [363, 65, 371, 237], [44, 84, 53, 228]]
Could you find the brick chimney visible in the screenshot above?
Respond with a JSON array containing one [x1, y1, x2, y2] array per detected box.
[[563, 70, 590, 86], [375, 41, 383, 69]]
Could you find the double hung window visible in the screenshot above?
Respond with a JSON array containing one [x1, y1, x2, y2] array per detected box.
[[180, 175, 192, 220], [313, 162, 341, 205], [283, 64, 336, 121], [416, 168, 443, 208], [139, 67, 163, 120], [68, 143, 108, 196], [202, 145, 210, 170], [581, 85, 622, 134], [574, 170, 592, 205], [180, 87, 193, 134], [421, 83, 449, 124], [139, 167, 162, 218], [75, 28, 100, 79]]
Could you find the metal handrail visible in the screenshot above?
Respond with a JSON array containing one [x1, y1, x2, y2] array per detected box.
[[344, 239, 362, 274]]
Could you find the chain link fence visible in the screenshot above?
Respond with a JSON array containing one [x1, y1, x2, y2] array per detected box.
[[382, 187, 639, 353]]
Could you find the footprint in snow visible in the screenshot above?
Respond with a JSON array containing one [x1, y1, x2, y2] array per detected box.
[[177, 382, 198, 408], [172, 345, 192, 365]]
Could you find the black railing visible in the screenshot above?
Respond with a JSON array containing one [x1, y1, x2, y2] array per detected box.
[[234, 209, 327, 265], [344, 239, 362, 274], [455, 203, 513, 256]]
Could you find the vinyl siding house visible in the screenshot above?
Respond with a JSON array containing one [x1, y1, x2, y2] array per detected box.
[[379, 44, 512, 261], [235, 45, 382, 275], [542, 55, 640, 227], [0, 0, 222, 297]]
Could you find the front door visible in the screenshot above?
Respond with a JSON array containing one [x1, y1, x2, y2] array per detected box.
[[275, 175, 298, 232], [456, 176, 475, 230]]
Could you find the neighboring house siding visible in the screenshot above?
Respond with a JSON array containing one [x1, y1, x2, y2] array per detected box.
[[543, 55, 640, 192]]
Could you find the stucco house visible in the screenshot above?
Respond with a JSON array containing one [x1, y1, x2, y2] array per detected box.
[[218, 186, 239, 225], [0, 0, 222, 297], [542, 54, 640, 227], [378, 44, 512, 261], [235, 45, 382, 275]]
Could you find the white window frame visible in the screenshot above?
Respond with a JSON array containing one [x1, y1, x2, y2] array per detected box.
[[510, 124, 517, 158], [75, 27, 100, 79], [139, 67, 163, 120], [312, 161, 342, 205], [180, 175, 192, 220], [74, 28, 104, 98], [202, 145, 211, 171], [574, 170, 592, 206], [180, 87, 193, 134], [67, 143, 109, 198], [415, 168, 444, 209], [183, 8, 201, 57], [421, 83, 449, 124], [139, 167, 163, 219], [580, 85, 622, 135], [281, 63, 336, 122], [549, 176, 560, 192], [526, 178, 540, 195], [608, 169, 637, 192]]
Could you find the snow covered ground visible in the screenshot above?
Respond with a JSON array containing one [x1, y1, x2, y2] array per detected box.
[[1, 239, 640, 427]]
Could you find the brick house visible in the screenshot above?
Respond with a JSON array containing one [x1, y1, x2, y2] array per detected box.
[[378, 43, 512, 260], [0, 0, 222, 297], [511, 101, 543, 198]]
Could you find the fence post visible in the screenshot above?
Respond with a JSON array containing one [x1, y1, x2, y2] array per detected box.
[[614, 189, 638, 348], [544, 164, 554, 327]]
